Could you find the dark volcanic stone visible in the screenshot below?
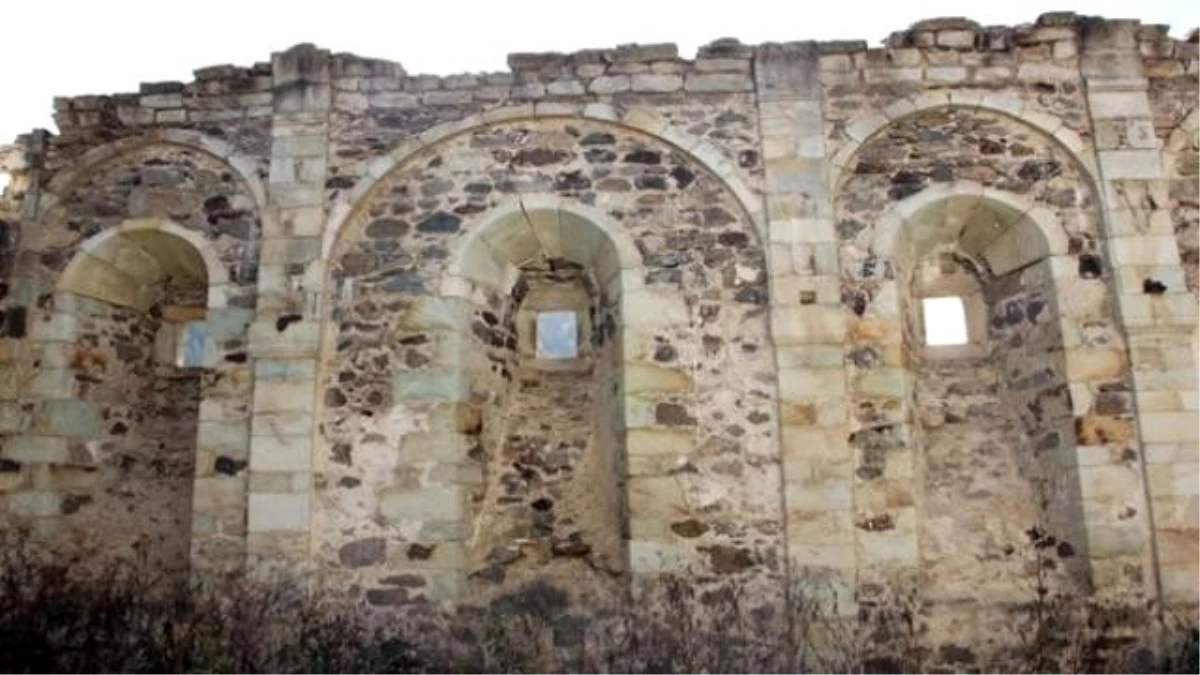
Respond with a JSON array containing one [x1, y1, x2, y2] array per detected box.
[[365, 218, 409, 239], [416, 212, 462, 233], [214, 455, 246, 476], [670, 519, 709, 538], [512, 148, 570, 166], [339, 537, 386, 567], [1017, 159, 1061, 181], [624, 150, 662, 164], [655, 402, 695, 426], [366, 588, 408, 606], [699, 544, 754, 574], [578, 132, 615, 146], [407, 543, 434, 560]]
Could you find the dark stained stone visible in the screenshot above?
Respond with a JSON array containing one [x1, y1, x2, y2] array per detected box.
[[109, 340, 142, 362], [60, 494, 92, 515], [512, 148, 570, 166], [738, 149, 758, 168], [0, 307, 26, 338], [624, 149, 662, 164], [490, 580, 569, 619], [698, 544, 754, 574], [554, 170, 591, 192], [550, 534, 591, 558], [339, 252, 378, 276], [365, 218, 409, 239], [579, 132, 616, 145], [670, 519, 709, 538], [275, 313, 302, 332], [670, 165, 696, 188], [325, 388, 348, 407], [326, 175, 356, 189], [734, 286, 766, 305], [407, 543, 434, 560], [703, 207, 735, 227], [635, 174, 667, 190], [1017, 159, 1062, 181], [855, 513, 895, 531], [653, 343, 678, 362], [747, 411, 770, 424], [584, 148, 616, 163], [464, 182, 493, 195], [331, 443, 352, 466], [339, 537, 386, 567], [937, 644, 977, 665], [214, 455, 246, 476], [365, 588, 408, 605], [717, 231, 748, 247], [0, 458, 21, 472], [338, 476, 362, 488], [1143, 278, 1167, 294], [863, 657, 904, 674], [1078, 254, 1103, 278], [380, 573, 426, 587], [655, 402, 695, 426], [416, 211, 462, 233]]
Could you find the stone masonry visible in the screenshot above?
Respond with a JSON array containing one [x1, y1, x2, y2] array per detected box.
[[0, 12, 1196, 666]]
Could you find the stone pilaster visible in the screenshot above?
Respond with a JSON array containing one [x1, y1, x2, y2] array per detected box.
[[756, 43, 857, 615], [244, 44, 332, 571], [1080, 20, 1197, 608]]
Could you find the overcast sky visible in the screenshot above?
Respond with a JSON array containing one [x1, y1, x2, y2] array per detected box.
[[0, 0, 1195, 144]]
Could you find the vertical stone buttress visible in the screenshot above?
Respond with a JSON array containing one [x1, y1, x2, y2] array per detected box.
[[245, 45, 332, 569], [1081, 20, 1198, 608], [756, 44, 858, 615]]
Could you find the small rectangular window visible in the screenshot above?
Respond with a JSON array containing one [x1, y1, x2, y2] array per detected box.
[[922, 296, 968, 346], [536, 311, 578, 360]]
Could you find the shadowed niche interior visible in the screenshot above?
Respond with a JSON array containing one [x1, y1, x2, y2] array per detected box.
[[53, 227, 210, 578], [896, 195, 1091, 606], [454, 207, 629, 602]]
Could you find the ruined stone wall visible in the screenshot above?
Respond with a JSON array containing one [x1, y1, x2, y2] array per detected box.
[[321, 117, 780, 605], [0, 10, 1195, 667]]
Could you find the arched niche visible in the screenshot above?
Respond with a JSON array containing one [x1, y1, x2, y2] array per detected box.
[[316, 117, 782, 608], [444, 202, 632, 602], [23, 219, 226, 580], [833, 97, 1134, 658], [890, 193, 1090, 607], [6, 135, 263, 578]]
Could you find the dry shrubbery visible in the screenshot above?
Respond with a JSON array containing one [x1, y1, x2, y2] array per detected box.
[[0, 529, 1194, 674]]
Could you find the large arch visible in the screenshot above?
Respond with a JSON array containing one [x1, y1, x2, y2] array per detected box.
[[832, 101, 1150, 666], [313, 114, 784, 607], [5, 130, 265, 578], [828, 90, 1098, 192], [36, 130, 268, 219], [320, 103, 766, 258], [5, 217, 240, 580]]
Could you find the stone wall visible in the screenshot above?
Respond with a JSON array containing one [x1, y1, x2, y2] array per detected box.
[[0, 10, 1195, 666]]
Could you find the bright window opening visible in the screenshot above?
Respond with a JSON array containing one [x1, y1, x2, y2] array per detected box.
[[536, 311, 578, 359], [0, 172, 10, 194], [923, 296, 969, 346]]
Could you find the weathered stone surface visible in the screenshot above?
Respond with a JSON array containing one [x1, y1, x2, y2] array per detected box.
[[0, 14, 1194, 666]]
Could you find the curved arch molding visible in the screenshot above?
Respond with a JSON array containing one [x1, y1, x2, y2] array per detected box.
[[322, 104, 766, 258]]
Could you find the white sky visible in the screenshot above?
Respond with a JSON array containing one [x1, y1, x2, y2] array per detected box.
[[0, 0, 1195, 144]]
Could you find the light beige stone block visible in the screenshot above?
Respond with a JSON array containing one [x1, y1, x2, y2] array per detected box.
[[247, 492, 310, 532]]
